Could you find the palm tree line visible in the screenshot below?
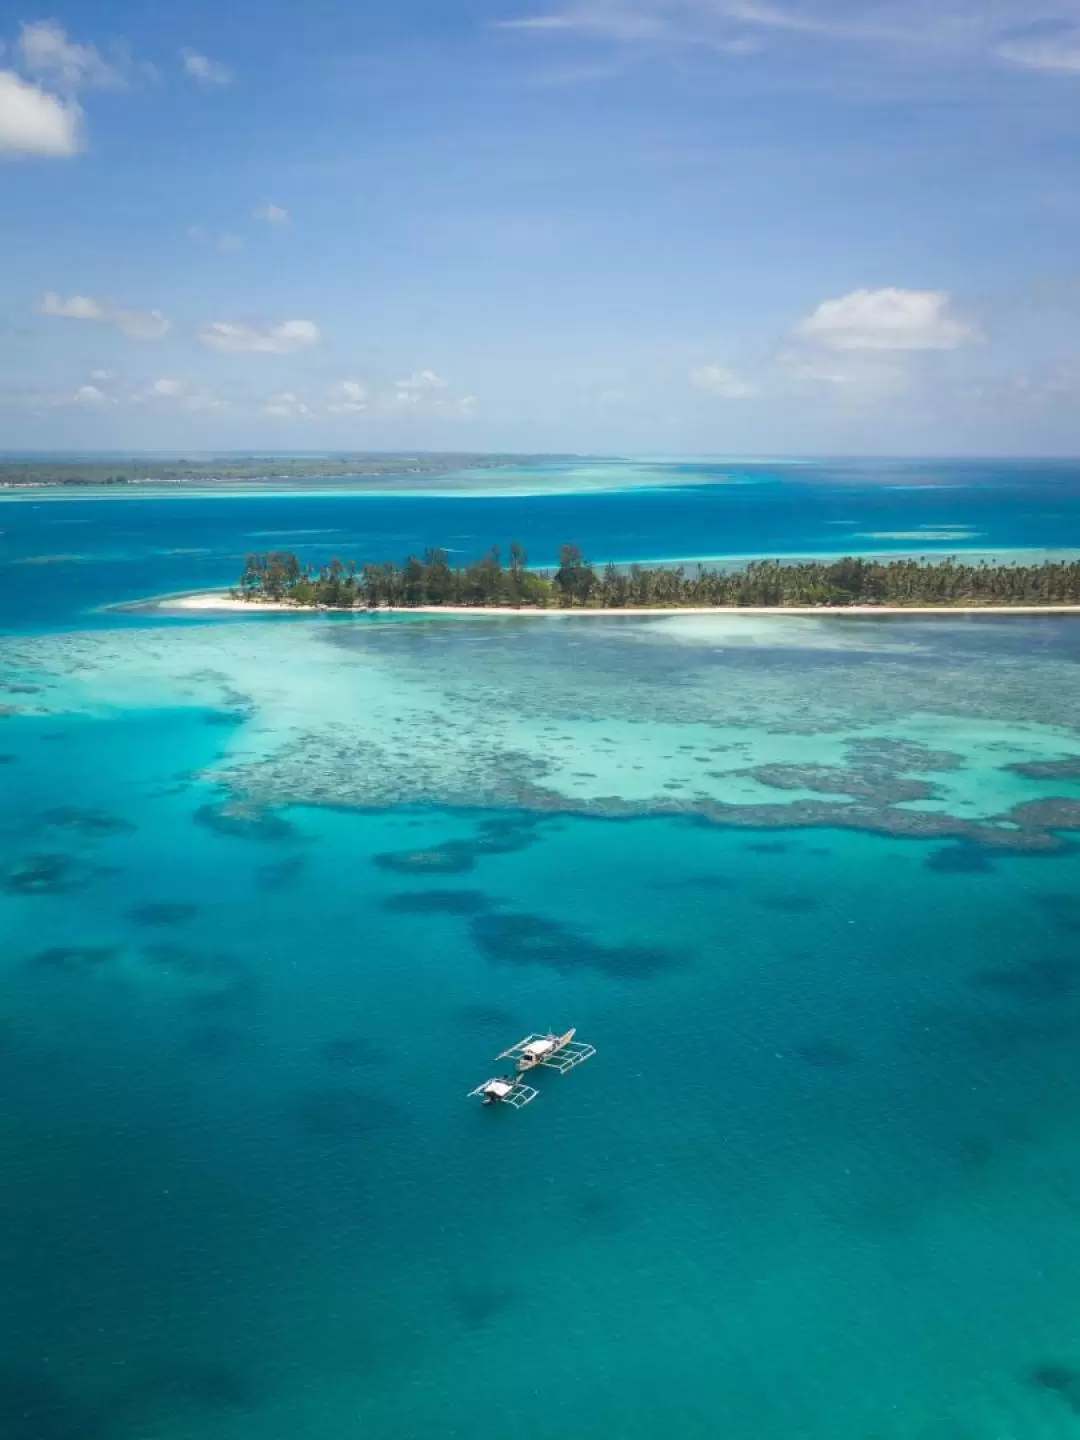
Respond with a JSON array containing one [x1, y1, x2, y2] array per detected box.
[[236, 545, 1080, 609]]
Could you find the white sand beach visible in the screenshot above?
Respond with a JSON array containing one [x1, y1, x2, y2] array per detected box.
[[161, 591, 1080, 617]]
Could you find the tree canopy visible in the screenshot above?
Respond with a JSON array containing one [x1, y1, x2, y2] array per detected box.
[[235, 547, 1080, 610]]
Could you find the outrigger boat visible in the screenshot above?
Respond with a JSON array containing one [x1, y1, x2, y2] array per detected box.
[[496, 1028, 596, 1075], [467, 1028, 596, 1110], [467, 1074, 539, 1109]]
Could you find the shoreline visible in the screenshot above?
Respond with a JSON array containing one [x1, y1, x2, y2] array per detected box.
[[151, 591, 1080, 618]]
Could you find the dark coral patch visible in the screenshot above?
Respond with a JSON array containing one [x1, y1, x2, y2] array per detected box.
[[203, 709, 249, 728], [382, 889, 492, 916], [30, 945, 117, 970], [471, 911, 673, 979], [971, 957, 1078, 1003], [926, 844, 995, 873], [194, 801, 298, 844], [4, 854, 94, 895], [845, 738, 963, 773], [184, 1026, 248, 1059], [374, 846, 475, 876], [40, 807, 136, 836], [760, 893, 819, 913], [1008, 758, 1080, 780], [1037, 892, 1080, 933], [0, 1369, 111, 1440], [454, 1002, 519, 1029], [572, 1186, 624, 1234], [744, 763, 936, 804], [296, 1087, 399, 1140], [121, 1360, 256, 1416], [255, 855, 307, 890], [449, 1280, 517, 1330], [129, 902, 199, 927], [795, 1039, 858, 1068], [319, 1036, 386, 1069], [1029, 1363, 1080, 1415]]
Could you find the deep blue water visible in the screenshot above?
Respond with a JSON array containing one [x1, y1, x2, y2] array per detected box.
[[4, 463, 1080, 1439], [5, 456, 1080, 630]]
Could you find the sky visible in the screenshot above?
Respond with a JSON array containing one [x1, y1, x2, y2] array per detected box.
[[3, 0, 1080, 455]]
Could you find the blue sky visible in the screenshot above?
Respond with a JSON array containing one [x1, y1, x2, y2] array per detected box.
[[3, 0, 1080, 454]]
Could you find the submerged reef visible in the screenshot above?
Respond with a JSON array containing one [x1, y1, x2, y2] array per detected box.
[[3, 853, 107, 895], [470, 911, 674, 979]]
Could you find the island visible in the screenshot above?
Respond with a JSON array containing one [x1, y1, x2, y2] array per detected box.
[[0, 453, 576, 491], [186, 546, 1080, 612]]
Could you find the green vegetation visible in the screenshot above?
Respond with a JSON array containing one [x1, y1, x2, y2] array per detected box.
[[0, 454, 564, 489], [237, 547, 1080, 609]]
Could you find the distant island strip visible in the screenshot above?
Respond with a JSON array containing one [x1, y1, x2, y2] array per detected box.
[[176, 546, 1080, 613], [0, 454, 576, 490]]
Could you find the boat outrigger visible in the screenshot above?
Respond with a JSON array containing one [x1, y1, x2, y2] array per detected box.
[[468, 1028, 596, 1109], [496, 1028, 596, 1075]]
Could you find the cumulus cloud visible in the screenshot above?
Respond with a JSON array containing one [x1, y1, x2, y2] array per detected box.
[[73, 383, 110, 406], [327, 379, 368, 413], [253, 201, 289, 225], [150, 377, 184, 397], [796, 288, 977, 351], [395, 369, 450, 397], [18, 20, 128, 92], [37, 291, 170, 339], [0, 70, 83, 156], [218, 233, 245, 251], [198, 318, 320, 354], [691, 363, 758, 398], [264, 391, 311, 417], [182, 48, 233, 86]]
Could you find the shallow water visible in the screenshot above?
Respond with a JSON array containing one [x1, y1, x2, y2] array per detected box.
[[5, 455, 1080, 630], [4, 477, 1080, 1438]]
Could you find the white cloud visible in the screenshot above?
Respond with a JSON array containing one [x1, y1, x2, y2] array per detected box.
[[997, 35, 1080, 73], [182, 49, 233, 86], [327, 379, 368, 413], [186, 225, 208, 243], [38, 291, 170, 340], [218, 233, 245, 251], [150, 377, 185, 397], [264, 391, 311, 417], [0, 70, 83, 157], [39, 292, 102, 320], [18, 21, 126, 92], [395, 369, 450, 394], [90, 368, 114, 382], [501, 0, 1080, 78], [778, 348, 910, 398], [72, 383, 113, 406], [199, 318, 320, 354], [796, 288, 977, 351], [253, 201, 289, 225], [691, 363, 759, 398]]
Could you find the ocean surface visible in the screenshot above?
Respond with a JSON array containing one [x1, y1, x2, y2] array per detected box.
[[3, 457, 1080, 1439]]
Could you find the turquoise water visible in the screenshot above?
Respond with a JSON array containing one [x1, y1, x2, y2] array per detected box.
[[5, 467, 1080, 1437], [5, 454, 1080, 630]]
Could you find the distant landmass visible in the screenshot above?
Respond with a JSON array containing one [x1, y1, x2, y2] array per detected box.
[[0, 453, 582, 489]]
